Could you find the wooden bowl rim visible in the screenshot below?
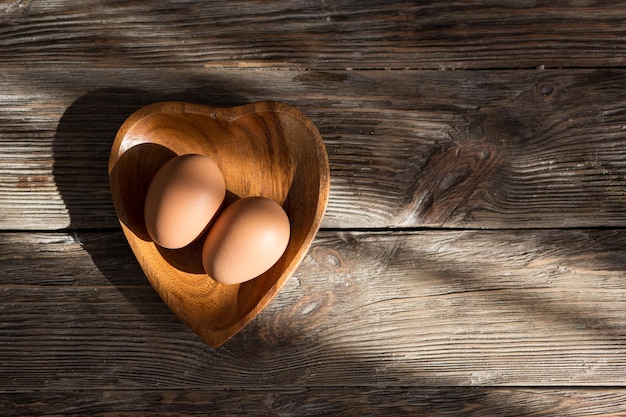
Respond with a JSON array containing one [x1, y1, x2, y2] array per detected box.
[[108, 100, 330, 347]]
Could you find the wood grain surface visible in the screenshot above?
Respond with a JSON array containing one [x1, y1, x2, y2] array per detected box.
[[2, 0, 626, 415], [3, 69, 626, 229], [2, 388, 626, 417], [1, 230, 625, 388], [1, 1, 626, 69]]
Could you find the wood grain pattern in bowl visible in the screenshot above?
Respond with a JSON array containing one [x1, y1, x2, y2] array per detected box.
[[108, 101, 330, 347]]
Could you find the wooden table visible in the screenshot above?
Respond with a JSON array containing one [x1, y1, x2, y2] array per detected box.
[[2, 1, 626, 415]]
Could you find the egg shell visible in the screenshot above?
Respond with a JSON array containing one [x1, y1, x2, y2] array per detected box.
[[144, 154, 226, 249], [202, 196, 291, 285]]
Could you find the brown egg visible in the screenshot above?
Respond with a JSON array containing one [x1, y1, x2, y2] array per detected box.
[[144, 154, 226, 249], [202, 196, 291, 285]]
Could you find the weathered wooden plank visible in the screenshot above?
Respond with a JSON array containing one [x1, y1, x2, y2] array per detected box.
[[3, 1, 625, 414], [2, 1, 626, 69], [2, 68, 626, 229], [1, 388, 625, 417], [1, 230, 625, 388]]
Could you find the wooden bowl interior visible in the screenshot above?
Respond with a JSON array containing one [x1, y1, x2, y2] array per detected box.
[[108, 101, 329, 347]]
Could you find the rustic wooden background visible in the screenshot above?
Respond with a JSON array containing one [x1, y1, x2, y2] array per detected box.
[[2, 1, 626, 415]]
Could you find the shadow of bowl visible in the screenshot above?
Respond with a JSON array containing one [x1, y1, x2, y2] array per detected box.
[[52, 88, 250, 327]]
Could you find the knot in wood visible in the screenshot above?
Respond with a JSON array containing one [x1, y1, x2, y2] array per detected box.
[[260, 291, 335, 346], [310, 247, 346, 273], [535, 82, 557, 101], [400, 143, 499, 226]]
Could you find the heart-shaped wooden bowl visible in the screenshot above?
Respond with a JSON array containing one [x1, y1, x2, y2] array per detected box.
[[108, 101, 330, 347]]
